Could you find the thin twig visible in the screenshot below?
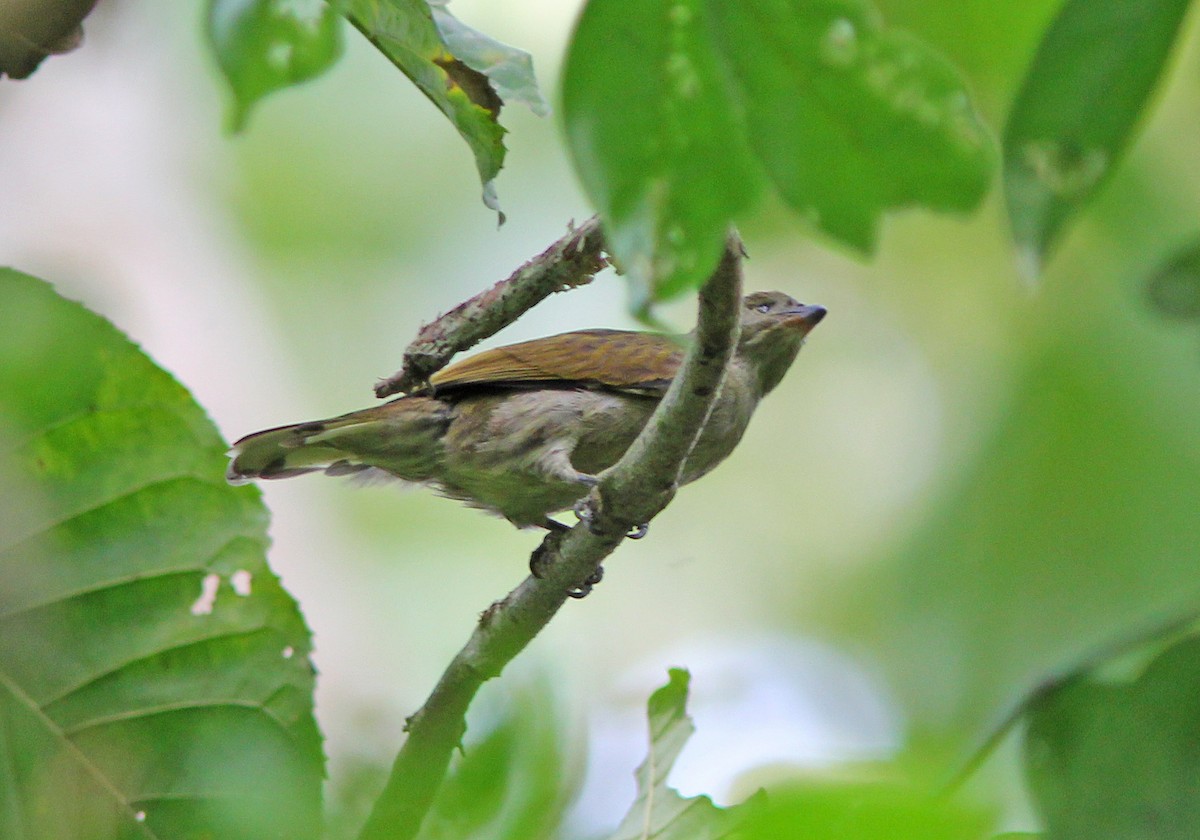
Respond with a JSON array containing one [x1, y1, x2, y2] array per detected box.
[[356, 235, 745, 840], [374, 217, 607, 398]]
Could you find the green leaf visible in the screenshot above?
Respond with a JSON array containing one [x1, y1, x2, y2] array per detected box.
[[1024, 636, 1200, 840], [562, 0, 995, 301], [562, 0, 764, 304], [207, 0, 344, 131], [610, 669, 751, 840], [342, 0, 525, 220], [428, 0, 549, 119], [0, 269, 322, 840], [1146, 237, 1200, 321], [740, 775, 990, 840], [709, 0, 995, 252], [1003, 0, 1192, 278], [415, 683, 571, 840]]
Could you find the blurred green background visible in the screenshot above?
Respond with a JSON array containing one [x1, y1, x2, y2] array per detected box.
[[3, 1, 1200, 834]]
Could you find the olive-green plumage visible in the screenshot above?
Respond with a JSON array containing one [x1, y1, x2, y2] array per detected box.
[[227, 291, 825, 528]]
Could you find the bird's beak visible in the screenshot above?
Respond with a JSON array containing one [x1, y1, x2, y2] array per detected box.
[[783, 304, 827, 335]]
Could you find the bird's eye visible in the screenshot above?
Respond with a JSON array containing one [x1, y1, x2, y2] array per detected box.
[[755, 303, 772, 313]]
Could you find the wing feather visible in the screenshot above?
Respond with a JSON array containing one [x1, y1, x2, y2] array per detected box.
[[428, 329, 685, 395]]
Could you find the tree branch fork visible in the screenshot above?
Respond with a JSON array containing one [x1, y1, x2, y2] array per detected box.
[[358, 221, 745, 840]]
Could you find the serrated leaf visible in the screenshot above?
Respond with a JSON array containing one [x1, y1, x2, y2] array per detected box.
[[207, 0, 344, 131], [562, 0, 995, 302], [1003, 0, 1191, 279], [610, 669, 749, 840], [1024, 636, 1200, 840], [0, 269, 322, 840], [343, 0, 528, 220], [1145, 237, 1200, 321]]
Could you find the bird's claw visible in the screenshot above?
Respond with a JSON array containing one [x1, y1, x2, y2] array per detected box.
[[572, 500, 648, 541], [573, 497, 604, 535], [567, 566, 604, 599]]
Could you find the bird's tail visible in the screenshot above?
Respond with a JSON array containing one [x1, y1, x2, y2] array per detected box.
[[226, 398, 451, 485]]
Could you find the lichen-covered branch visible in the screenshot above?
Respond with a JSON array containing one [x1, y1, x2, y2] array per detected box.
[[356, 235, 745, 840], [374, 216, 607, 398]]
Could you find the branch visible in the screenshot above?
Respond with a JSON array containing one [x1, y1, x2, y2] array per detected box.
[[374, 217, 607, 398], [356, 236, 745, 840]]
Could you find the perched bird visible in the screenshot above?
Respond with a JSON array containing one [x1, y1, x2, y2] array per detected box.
[[227, 291, 825, 530]]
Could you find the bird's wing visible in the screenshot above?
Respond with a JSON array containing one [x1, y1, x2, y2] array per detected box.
[[428, 329, 686, 395]]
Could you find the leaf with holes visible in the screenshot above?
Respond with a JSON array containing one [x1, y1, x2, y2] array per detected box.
[[0, 269, 322, 840]]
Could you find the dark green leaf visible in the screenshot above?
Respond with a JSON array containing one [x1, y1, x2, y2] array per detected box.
[[0, 269, 322, 840], [563, 0, 995, 302], [1003, 0, 1191, 277], [1024, 636, 1200, 840], [1146, 237, 1200, 320], [563, 0, 764, 304], [610, 669, 752, 840], [207, 0, 343, 131], [342, 0, 519, 219]]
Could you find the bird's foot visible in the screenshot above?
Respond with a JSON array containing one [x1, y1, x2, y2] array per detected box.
[[572, 499, 649, 540]]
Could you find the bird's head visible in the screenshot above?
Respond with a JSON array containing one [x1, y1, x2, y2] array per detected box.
[[736, 291, 827, 395]]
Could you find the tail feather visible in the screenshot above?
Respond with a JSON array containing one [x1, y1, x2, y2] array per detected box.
[[226, 397, 452, 485], [226, 421, 344, 483]]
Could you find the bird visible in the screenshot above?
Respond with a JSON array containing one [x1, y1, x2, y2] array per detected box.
[[227, 291, 826, 531]]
